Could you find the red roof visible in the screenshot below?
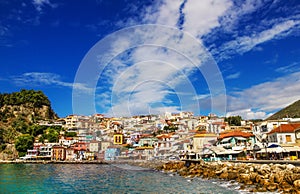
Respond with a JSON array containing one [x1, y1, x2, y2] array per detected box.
[[268, 123, 300, 134], [157, 134, 172, 139], [219, 131, 254, 139]]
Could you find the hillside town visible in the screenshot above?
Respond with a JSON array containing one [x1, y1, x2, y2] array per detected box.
[[19, 111, 300, 162]]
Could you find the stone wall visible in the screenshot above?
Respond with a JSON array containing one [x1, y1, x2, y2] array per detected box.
[[156, 161, 300, 193]]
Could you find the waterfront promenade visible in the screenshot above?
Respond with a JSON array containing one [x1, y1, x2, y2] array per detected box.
[[182, 158, 300, 166], [2, 158, 300, 167]]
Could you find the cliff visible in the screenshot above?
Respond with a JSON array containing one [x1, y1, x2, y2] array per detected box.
[[0, 89, 58, 159]]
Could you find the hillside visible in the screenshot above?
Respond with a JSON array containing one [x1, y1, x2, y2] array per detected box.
[[0, 89, 59, 159], [0, 89, 57, 124], [267, 99, 300, 120]]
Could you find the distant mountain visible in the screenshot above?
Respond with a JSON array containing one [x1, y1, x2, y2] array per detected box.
[[267, 99, 300, 120]]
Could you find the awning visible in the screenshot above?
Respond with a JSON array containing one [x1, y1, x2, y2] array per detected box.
[[283, 146, 300, 152], [268, 143, 281, 148], [210, 146, 227, 154], [234, 137, 247, 141], [222, 149, 243, 155], [199, 149, 214, 156], [221, 137, 232, 143], [257, 147, 286, 153]]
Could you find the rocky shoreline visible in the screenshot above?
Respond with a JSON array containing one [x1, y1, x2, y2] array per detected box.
[[155, 160, 300, 193]]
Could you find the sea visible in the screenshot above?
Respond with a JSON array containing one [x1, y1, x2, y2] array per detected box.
[[0, 163, 245, 194]]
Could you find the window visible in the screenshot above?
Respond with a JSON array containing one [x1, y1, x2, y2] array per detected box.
[[286, 135, 292, 143]]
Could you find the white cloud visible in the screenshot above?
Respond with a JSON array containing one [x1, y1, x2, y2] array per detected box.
[[214, 20, 300, 61], [77, 0, 300, 117], [76, 24, 226, 117], [226, 72, 240, 79], [226, 109, 271, 120], [13, 72, 92, 93], [218, 0, 265, 33], [275, 62, 300, 74], [225, 71, 300, 119], [192, 94, 210, 100], [183, 0, 232, 37], [32, 0, 57, 13]]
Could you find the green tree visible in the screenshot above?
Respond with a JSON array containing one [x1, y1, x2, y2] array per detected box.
[[45, 128, 59, 143], [225, 116, 242, 126], [12, 117, 28, 134], [27, 125, 47, 136], [15, 134, 34, 157], [163, 125, 178, 133], [65, 132, 77, 137], [3, 127, 17, 144]]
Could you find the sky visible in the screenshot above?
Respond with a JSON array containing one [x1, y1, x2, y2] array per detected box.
[[0, 0, 300, 120]]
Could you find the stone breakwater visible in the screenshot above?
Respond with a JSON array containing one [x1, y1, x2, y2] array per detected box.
[[156, 161, 300, 193]]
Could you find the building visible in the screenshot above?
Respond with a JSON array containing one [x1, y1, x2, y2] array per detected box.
[[193, 133, 218, 152], [268, 123, 300, 144], [113, 133, 125, 145], [89, 140, 102, 159], [66, 147, 75, 161], [73, 142, 88, 160], [52, 146, 66, 161], [59, 137, 78, 147], [216, 130, 255, 151], [104, 146, 121, 161], [101, 141, 112, 151], [138, 137, 158, 147]]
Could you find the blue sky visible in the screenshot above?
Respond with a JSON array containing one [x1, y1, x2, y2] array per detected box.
[[1, 0, 300, 119]]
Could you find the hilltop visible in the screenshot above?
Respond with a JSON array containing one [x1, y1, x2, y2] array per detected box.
[[267, 99, 300, 120], [0, 89, 59, 159], [0, 89, 57, 124]]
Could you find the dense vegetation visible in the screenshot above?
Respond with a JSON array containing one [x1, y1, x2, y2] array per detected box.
[[267, 99, 300, 120], [0, 89, 50, 107], [0, 89, 61, 157], [12, 125, 63, 157], [224, 116, 242, 126]]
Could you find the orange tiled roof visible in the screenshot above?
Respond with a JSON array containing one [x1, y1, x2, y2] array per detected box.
[[157, 134, 172, 139], [268, 123, 300, 134], [219, 131, 254, 139], [194, 133, 218, 138], [141, 134, 153, 138]]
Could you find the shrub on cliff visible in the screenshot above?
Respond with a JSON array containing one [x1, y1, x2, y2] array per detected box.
[[15, 134, 34, 157]]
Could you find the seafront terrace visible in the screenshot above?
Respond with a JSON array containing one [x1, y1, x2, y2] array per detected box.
[[182, 158, 300, 167]]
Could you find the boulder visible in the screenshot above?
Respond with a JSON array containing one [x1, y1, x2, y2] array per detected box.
[[285, 172, 300, 185], [267, 183, 278, 192], [294, 180, 300, 189], [286, 164, 295, 171], [274, 171, 285, 183], [227, 172, 238, 180], [239, 173, 251, 183], [249, 172, 258, 183], [219, 172, 229, 179], [281, 181, 293, 193]]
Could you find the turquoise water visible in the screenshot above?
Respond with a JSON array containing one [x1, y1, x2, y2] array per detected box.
[[0, 164, 240, 193]]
